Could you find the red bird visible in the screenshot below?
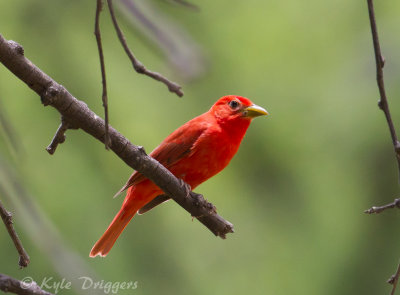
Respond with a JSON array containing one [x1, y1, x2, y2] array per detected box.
[[90, 95, 268, 257]]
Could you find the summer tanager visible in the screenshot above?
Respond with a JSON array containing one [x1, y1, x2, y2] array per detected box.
[[90, 95, 268, 257]]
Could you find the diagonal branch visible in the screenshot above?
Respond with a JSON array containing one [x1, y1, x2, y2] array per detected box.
[[107, 0, 183, 97], [0, 199, 30, 268], [367, 0, 400, 176], [0, 34, 233, 239], [0, 274, 54, 295]]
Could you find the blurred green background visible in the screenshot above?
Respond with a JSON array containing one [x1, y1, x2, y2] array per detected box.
[[1, 0, 400, 294]]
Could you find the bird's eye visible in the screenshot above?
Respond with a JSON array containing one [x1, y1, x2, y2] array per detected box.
[[229, 100, 239, 109]]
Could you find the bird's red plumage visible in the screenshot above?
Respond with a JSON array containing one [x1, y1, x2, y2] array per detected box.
[[90, 95, 266, 257]]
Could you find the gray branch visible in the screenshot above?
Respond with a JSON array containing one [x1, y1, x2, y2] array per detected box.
[[0, 34, 234, 239], [364, 198, 400, 214], [0, 274, 54, 295], [0, 199, 30, 268]]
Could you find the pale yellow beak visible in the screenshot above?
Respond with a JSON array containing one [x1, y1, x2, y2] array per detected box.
[[243, 104, 269, 118]]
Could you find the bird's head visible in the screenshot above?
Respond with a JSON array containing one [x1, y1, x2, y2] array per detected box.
[[210, 95, 268, 124]]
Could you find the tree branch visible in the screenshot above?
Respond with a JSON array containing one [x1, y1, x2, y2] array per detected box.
[[107, 0, 183, 97], [0, 34, 233, 239], [367, 0, 400, 175], [0, 274, 54, 295], [0, 199, 30, 268], [364, 198, 400, 214], [366, 2, 400, 293], [388, 260, 400, 295], [45, 116, 71, 155], [94, 0, 111, 150]]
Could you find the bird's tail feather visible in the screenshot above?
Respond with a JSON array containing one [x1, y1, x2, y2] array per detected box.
[[89, 207, 136, 257]]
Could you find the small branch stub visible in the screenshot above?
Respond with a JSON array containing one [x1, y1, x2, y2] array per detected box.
[[46, 117, 70, 155], [7, 40, 24, 56], [364, 198, 400, 214]]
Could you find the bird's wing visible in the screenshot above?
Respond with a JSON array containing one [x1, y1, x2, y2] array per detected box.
[[137, 194, 170, 214], [113, 119, 209, 198]]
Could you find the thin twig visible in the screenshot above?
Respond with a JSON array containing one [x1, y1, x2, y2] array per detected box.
[[367, 0, 400, 176], [0, 199, 30, 268], [388, 260, 400, 295], [45, 117, 70, 155], [107, 0, 183, 97], [95, 0, 111, 150], [367, 3, 400, 293], [0, 274, 54, 295], [364, 198, 400, 214], [0, 34, 233, 239]]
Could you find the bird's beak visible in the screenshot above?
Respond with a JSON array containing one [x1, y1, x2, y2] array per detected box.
[[243, 104, 269, 118]]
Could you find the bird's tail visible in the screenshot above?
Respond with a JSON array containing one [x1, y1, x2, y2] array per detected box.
[[89, 206, 137, 258]]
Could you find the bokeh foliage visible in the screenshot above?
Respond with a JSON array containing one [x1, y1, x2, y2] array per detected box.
[[1, 0, 400, 294]]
